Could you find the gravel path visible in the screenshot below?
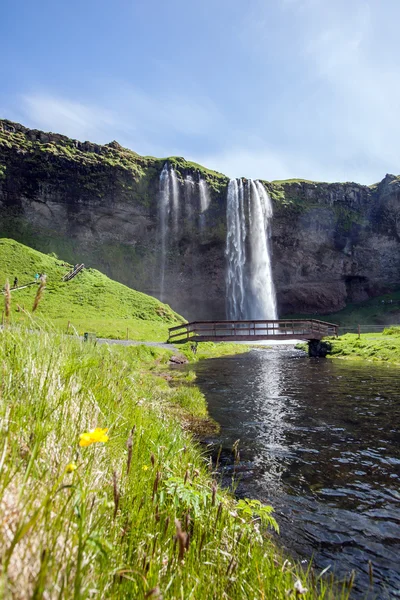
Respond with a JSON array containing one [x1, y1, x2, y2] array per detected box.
[[96, 338, 177, 351]]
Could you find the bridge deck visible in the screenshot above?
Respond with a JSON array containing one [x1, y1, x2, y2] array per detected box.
[[168, 319, 338, 344]]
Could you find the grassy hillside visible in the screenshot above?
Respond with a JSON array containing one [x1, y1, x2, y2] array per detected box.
[[0, 238, 184, 340]]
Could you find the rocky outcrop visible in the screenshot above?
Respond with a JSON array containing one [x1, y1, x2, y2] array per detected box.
[[1, 119, 400, 320]]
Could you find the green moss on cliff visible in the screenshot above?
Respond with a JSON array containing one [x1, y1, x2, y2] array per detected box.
[[0, 120, 229, 202]]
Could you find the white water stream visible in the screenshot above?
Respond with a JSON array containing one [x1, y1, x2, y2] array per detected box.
[[158, 163, 211, 300], [226, 178, 277, 319]]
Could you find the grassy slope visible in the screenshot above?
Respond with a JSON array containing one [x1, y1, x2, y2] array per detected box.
[[0, 328, 350, 599], [0, 238, 184, 341], [328, 327, 400, 365]]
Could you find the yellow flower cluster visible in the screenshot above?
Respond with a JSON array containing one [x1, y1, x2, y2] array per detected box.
[[79, 427, 109, 447]]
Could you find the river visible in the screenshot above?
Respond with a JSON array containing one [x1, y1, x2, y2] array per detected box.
[[191, 347, 400, 598]]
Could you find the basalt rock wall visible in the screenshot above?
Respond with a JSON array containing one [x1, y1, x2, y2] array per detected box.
[[1, 119, 400, 320]]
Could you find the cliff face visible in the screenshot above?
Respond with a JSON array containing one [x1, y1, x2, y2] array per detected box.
[[1, 119, 400, 320]]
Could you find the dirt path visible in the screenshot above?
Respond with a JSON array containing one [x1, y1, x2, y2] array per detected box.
[[96, 338, 177, 351]]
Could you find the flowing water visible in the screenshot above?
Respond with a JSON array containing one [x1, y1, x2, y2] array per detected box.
[[226, 179, 277, 320], [158, 164, 171, 301], [157, 164, 211, 298], [199, 176, 211, 232], [192, 348, 400, 597]]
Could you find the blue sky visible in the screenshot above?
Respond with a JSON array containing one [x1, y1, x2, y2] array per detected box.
[[1, 0, 399, 183]]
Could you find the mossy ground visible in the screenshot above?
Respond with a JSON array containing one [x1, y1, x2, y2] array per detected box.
[[327, 327, 400, 365], [0, 238, 184, 341]]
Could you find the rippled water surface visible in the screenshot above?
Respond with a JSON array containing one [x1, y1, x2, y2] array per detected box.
[[192, 348, 400, 597]]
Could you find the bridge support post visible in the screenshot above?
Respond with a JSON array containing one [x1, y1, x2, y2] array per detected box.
[[308, 339, 332, 358]]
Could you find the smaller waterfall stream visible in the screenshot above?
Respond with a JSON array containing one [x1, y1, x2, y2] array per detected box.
[[199, 177, 211, 232], [226, 178, 277, 320], [158, 164, 212, 302], [158, 163, 181, 301], [158, 164, 171, 301]]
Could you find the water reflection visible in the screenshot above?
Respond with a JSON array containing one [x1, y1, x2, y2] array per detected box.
[[192, 348, 400, 598]]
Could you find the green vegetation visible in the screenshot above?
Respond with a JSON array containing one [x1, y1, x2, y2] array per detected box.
[[179, 341, 250, 361], [327, 327, 400, 365], [0, 327, 352, 598], [0, 120, 229, 200], [0, 238, 184, 341], [271, 178, 321, 185], [319, 289, 400, 326]]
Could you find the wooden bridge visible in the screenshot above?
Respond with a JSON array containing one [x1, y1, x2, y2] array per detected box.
[[168, 319, 338, 344]]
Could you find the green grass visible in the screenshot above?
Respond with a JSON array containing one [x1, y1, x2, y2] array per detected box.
[[270, 178, 321, 185], [0, 238, 184, 341], [318, 289, 400, 327], [328, 327, 400, 364], [0, 326, 352, 598], [179, 341, 250, 362]]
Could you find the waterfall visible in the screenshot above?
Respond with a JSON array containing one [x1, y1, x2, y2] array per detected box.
[[226, 179, 247, 319], [170, 168, 180, 236], [158, 163, 180, 301], [199, 177, 211, 232], [158, 164, 170, 301], [226, 179, 277, 320], [184, 174, 196, 222]]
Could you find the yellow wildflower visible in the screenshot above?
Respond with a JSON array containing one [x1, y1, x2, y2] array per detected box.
[[79, 427, 109, 447], [142, 465, 149, 471], [65, 462, 77, 473]]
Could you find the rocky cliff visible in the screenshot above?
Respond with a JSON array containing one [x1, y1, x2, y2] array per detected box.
[[1, 118, 400, 320]]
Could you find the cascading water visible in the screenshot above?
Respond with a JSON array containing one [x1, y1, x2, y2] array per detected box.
[[199, 177, 211, 232], [226, 179, 277, 320], [158, 164, 170, 301], [184, 174, 196, 222], [170, 168, 180, 236], [158, 163, 180, 301], [226, 179, 247, 319], [157, 165, 212, 303]]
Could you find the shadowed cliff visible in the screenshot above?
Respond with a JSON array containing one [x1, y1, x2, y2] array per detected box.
[[1, 118, 400, 319]]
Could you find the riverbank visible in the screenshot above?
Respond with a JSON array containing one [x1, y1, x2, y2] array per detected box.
[[328, 327, 400, 365], [0, 328, 351, 599]]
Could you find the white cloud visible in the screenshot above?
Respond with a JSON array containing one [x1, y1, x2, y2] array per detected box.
[[194, 144, 376, 184], [304, 3, 400, 174], [236, 0, 400, 183], [8, 2, 400, 186], [20, 94, 118, 142], [14, 86, 222, 160]]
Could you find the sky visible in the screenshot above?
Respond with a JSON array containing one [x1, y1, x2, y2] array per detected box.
[[1, 0, 399, 184]]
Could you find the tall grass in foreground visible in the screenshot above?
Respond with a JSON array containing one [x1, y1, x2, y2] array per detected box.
[[0, 329, 353, 599]]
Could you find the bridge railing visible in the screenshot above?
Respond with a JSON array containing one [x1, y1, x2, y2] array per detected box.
[[168, 319, 338, 343]]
